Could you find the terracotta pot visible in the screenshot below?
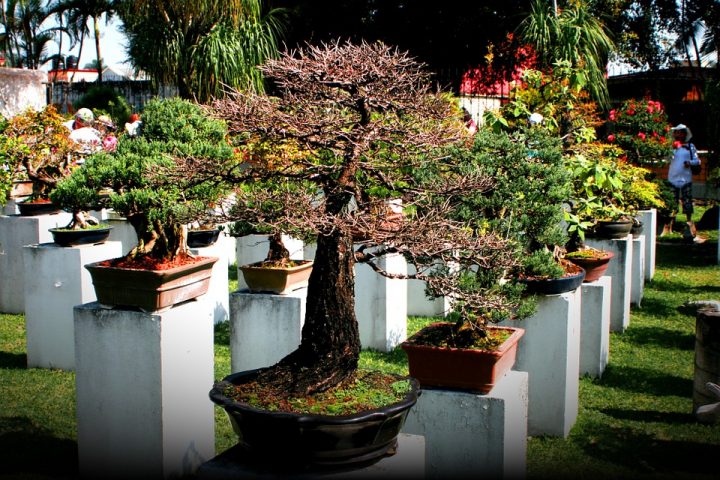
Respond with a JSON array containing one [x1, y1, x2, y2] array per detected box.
[[591, 219, 633, 239], [17, 200, 61, 216], [239, 260, 313, 294], [400, 323, 525, 393], [565, 251, 614, 283], [85, 256, 218, 312], [209, 369, 420, 469], [49, 225, 112, 247], [187, 228, 221, 248]]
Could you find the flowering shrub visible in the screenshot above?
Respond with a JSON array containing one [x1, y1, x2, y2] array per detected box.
[[607, 98, 672, 165]]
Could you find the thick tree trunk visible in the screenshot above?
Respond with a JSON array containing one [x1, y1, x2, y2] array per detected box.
[[257, 228, 361, 396]]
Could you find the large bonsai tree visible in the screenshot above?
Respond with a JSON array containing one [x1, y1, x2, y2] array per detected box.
[[191, 41, 525, 395], [51, 97, 234, 262]]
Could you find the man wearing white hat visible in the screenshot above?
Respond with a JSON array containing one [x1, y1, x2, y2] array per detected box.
[[668, 123, 701, 240]]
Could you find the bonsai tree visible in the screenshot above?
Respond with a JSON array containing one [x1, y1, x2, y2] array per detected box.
[[0, 106, 79, 202], [192, 41, 526, 395], [51, 97, 234, 263]]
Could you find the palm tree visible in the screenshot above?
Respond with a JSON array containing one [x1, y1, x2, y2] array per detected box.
[[118, 0, 286, 101], [49, 0, 117, 82], [519, 0, 615, 108], [1, 0, 56, 68]]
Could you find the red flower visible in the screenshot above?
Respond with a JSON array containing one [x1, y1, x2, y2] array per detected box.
[[659, 136, 665, 142], [673, 140, 682, 149], [638, 132, 646, 140], [607, 134, 615, 142], [627, 109, 635, 116], [609, 110, 616, 121]]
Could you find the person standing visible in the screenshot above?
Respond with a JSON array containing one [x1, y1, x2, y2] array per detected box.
[[668, 124, 701, 240]]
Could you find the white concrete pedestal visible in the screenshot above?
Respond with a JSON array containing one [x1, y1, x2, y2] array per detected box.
[[580, 277, 611, 378], [235, 234, 304, 290], [406, 263, 451, 317], [106, 214, 138, 256], [229, 289, 306, 372], [354, 249, 407, 352], [586, 235, 633, 332], [631, 235, 646, 307], [23, 241, 122, 370], [74, 300, 215, 479], [197, 433, 425, 479], [0, 212, 72, 313], [500, 289, 581, 437], [637, 209, 657, 281], [402, 371, 528, 479], [191, 244, 229, 324]]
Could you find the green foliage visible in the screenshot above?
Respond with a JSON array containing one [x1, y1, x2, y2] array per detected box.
[[522, 249, 566, 279], [453, 126, 570, 251], [52, 98, 235, 260], [75, 85, 133, 126], [607, 98, 672, 165]]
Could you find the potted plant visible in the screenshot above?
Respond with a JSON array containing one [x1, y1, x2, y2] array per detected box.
[[0, 106, 79, 215], [196, 42, 529, 467], [564, 247, 614, 283], [53, 97, 233, 311], [606, 98, 672, 166]]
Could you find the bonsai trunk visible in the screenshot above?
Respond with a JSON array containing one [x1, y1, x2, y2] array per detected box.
[[126, 214, 187, 261], [257, 228, 361, 396]]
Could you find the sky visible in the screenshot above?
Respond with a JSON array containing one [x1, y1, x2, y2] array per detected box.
[[45, 17, 129, 71]]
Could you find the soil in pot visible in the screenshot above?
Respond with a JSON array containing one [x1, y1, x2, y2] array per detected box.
[[400, 322, 524, 393], [209, 368, 420, 471], [565, 249, 614, 283], [49, 225, 112, 247]]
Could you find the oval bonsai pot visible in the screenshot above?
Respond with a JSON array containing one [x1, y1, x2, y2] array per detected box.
[[209, 369, 420, 470], [591, 219, 633, 239], [85, 256, 218, 312], [187, 228, 221, 248], [49, 225, 113, 247], [519, 267, 586, 295], [17, 200, 61, 216], [240, 260, 314, 294], [400, 323, 524, 393], [565, 251, 614, 283]]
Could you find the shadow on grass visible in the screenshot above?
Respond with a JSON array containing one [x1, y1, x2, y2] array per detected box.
[[619, 325, 695, 350], [0, 351, 27, 369], [633, 295, 686, 318], [599, 364, 692, 397], [598, 408, 695, 425], [578, 422, 718, 477], [0, 416, 78, 478], [655, 242, 718, 268]]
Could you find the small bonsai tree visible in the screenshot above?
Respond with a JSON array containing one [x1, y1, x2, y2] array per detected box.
[[191, 41, 526, 395], [0, 106, 79, 202], [52, 97, 233, 262]]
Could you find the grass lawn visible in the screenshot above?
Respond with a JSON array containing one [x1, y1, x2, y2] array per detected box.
[[1, 206, 718, 478]]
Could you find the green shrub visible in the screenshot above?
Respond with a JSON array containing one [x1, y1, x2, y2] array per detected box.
[[75, 85, 133, 126]]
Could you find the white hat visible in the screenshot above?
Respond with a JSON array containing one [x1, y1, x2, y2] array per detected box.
[[671, 124, 693, 142], [529, 112, 544, 125]]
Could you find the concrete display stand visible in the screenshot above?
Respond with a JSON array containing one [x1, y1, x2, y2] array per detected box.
[[586, 235, 633, 332], [402, 371, 528, 478], [191, 244, 229, 324], [23, 241, 123, 370], [637, 209, 657, 280], [354, 249, 407, 352], [579, 276, 611, 378], [0, 212, 72, 313], [197, 433, 425, 479], [229, 289, 307, 372], [235, 234, 304, 290], [500, 289, 581, 437], [406, 262, 451, 317], [106, 214, 138, 256], [631, 235, 646, 307], [74, 300, 215, 479]]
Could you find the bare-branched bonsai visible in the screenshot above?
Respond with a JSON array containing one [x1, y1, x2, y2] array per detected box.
[[52, 97, 233, 263], [187, 41, 527, 396]]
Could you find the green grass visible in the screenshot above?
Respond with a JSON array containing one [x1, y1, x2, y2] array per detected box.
[[1, 216, 718, 478]]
